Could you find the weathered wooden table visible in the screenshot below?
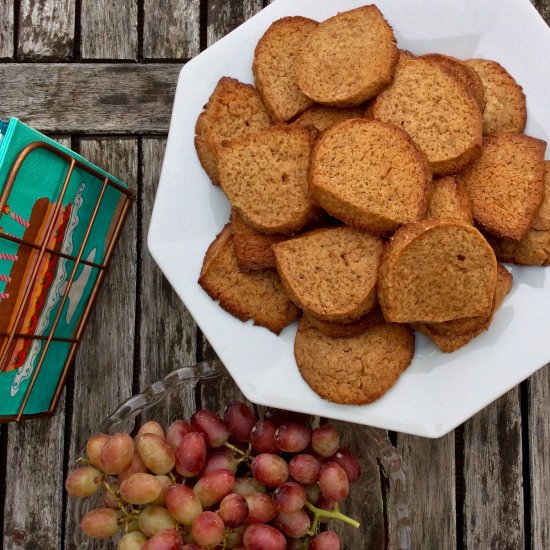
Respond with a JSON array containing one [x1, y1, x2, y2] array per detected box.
[[0, 1, 548, 549]]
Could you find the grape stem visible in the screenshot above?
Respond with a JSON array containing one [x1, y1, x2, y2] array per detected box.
[[103, 480, 133, 518], [224, 441, 254, 461], [304, 500, 360, 530]]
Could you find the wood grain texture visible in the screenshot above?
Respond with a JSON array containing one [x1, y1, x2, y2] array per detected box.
[[18, 0, 75, 60], [3, 390, 66, 549], [398, 432, 456, 549], [143, 0, 200, 59], [64, 139, 138, 549], [140, 138, 198, 426], [207, 0, 264, 45], [529, 364, 550, 550], [0, 64, 181, 134], [81, 0, 138, 60], [0, 0, 13, 59], [464, 387, 524, 550], [531, 0, 550, 22]]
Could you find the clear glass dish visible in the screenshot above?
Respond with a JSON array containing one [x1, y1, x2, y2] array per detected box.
[[71, 360, 411, 549]]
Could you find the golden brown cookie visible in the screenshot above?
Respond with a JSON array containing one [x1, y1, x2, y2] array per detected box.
[[378, 219, 497, 323], [294, 317, 414, 404], [292, 105, 365, 132], [296, 5, 398, 107], [459, 133, 546, 241], [309, 118, 431, 235], [372, 58, 483, 175], [199, 225, 299, 334], [414, 264, 512, 352], [427, 175, 473, 224], [273, 226, 383, 322], [195, 77, 272, 184], [253, 17, 318, 122], [466, 58, 526, 135], [218, 125, 318, 234], [303, 307, 385, 338]]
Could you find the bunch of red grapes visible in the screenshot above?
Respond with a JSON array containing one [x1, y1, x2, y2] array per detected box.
[[66, 402, 362, 550]]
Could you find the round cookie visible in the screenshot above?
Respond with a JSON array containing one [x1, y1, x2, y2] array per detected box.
[[466, 58, 526, 135], [304, 307, 385, 338], [309, 118, 431, 235], [372, 58, 483, 176], [295, 317, 414, 404], [296, 5, 398, 107], [273, 226, 384, 322], [378, 219, 497, 323]]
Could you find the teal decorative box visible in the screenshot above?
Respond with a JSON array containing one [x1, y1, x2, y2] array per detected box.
[[0, 118, 132, 421]]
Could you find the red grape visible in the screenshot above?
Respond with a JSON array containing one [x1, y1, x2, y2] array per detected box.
[[309, 531, 341, 550], [151, 474, 173, 506], [80, 507, 120, 538], [233, 477, 266, 496], [274, 423, 311, 453], [182, 546, 205, 550], [319, 462, 349, 502], [65, 466, 103, 497], [265, 408, 311, 427], [203, 447, 237, 475], [243, 524, 286, 550], [332, 447, 361, 483], [137, 420, 165, 440], [193, 468, 235, 507], [175, 431, 206, 477], [272, 482, 306, 513], [136, 433, 176, 475], [142, 529, 184, 550], [191, 511, 225, 548], [244, 492, 277, 524], [224, 401, 257, 442], [191, 409, 230, 448], [118, 531, 148, 550], [120, 473, 162, 505], [311, 425, 340, 458], [274, 509, 310, 538], [304, 483, 321, 505], [288, 454, 322, 485], [219, 493, 249, 527], [99, 433, 134, 474], [225, 525, 246, 548], [251, 453, 289, 488], [250, 420, 278, 454], [166, 483, 203, 526], [138, 505, 178, 536], [166, 420, 194, 451], [86, 434, 110, 469], [118, 451, 148, 482]]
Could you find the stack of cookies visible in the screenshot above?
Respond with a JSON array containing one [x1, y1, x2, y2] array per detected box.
[[195, 5, 548, 405]]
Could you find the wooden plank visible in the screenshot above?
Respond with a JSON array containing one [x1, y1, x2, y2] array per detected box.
[[81, 0, 138, 60], [207, 0, 264, 45], [18, 0, 75, 60], [143, 0, 200, 59], [397, 432, 456, 549], [2, 136, 69, 550], [0, 64, 181, 134], [3, 393, 66, 549], [464, 387, 524, 550], [532, 0, 550, 23], [529, 364, 550, 550], [0, 0, 14, 60], [140, 138, 198, 425], [64, 138, 138, 549]]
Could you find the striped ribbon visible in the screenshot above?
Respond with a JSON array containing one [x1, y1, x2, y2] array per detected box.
[[0, 253, 17, 261], [0, 293, 9, 299], [0, 274, 10, 283], [10, 212, 30, 228]]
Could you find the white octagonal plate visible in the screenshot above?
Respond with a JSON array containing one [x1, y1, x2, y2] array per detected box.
[[149, 0, 550, 437]]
